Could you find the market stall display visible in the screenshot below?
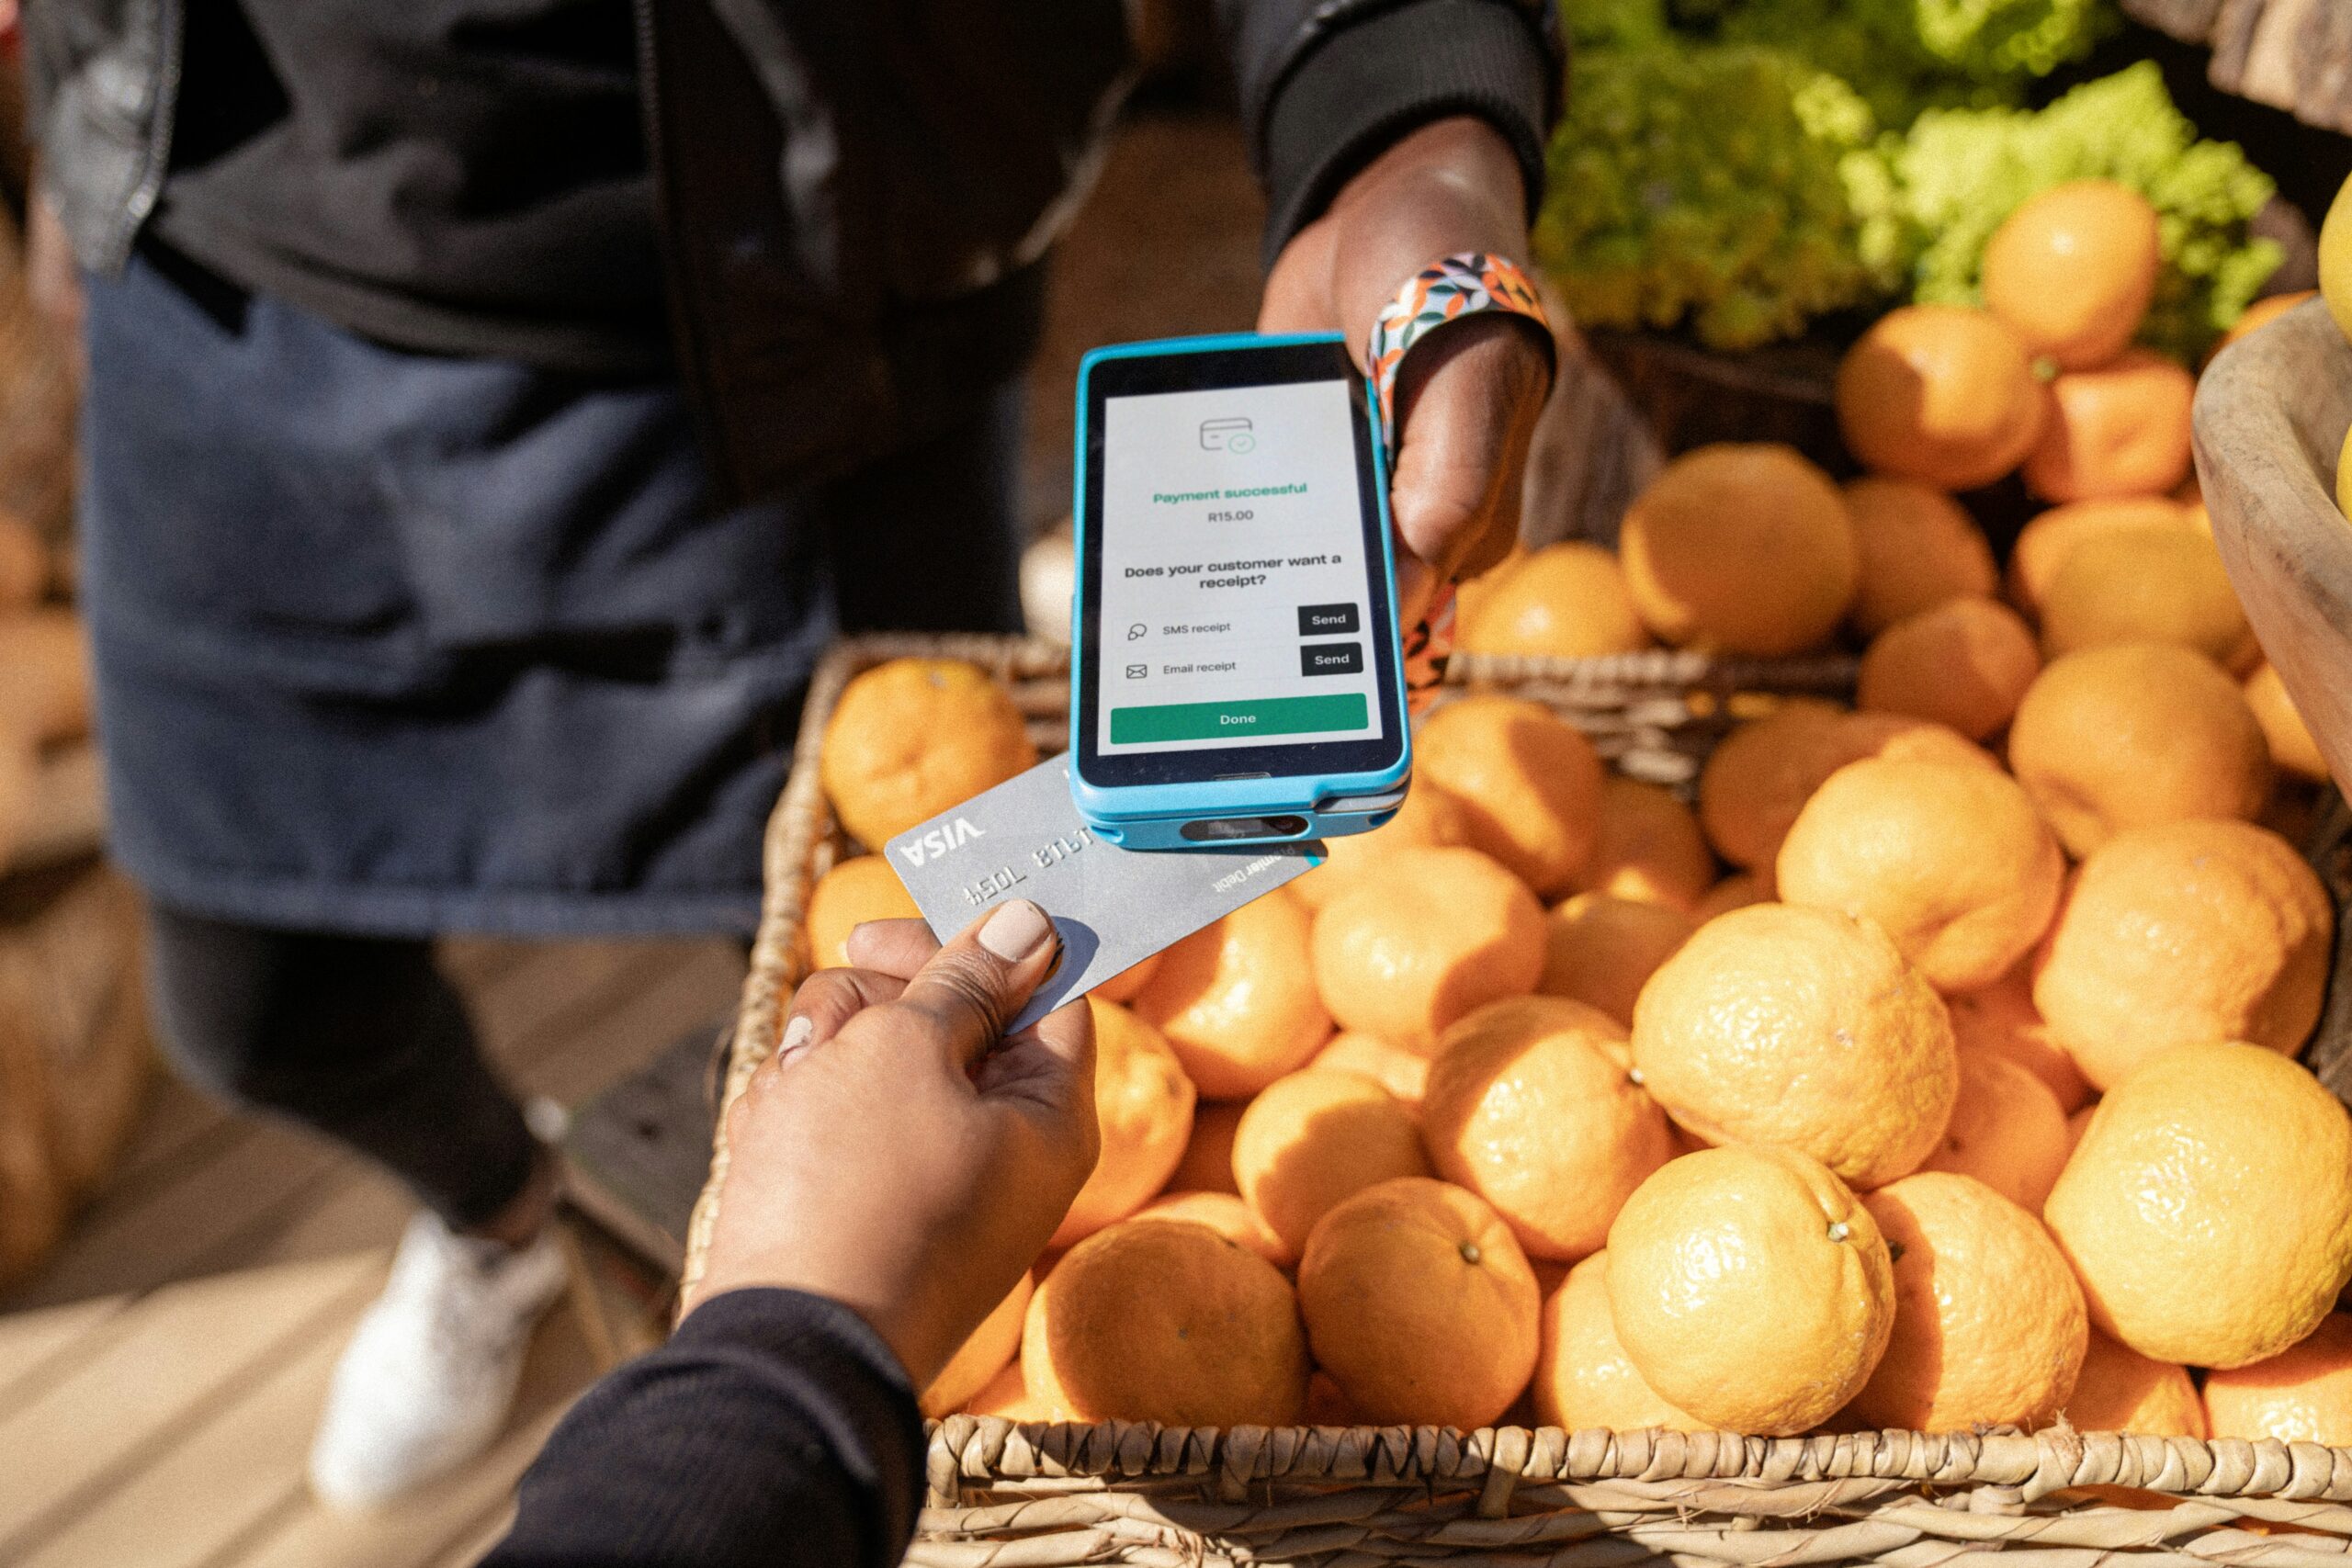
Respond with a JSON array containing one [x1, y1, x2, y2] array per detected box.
[[686, 625, 2352, 1566], [666, 111, 2352, 1560]]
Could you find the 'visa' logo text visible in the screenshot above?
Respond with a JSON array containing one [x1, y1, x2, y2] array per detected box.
[[898, 818, 987, 866]]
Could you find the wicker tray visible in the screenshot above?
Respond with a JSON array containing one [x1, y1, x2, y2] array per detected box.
[[684, 633, 2352, 1566]]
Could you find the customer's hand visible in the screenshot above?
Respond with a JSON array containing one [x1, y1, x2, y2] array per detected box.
[[1261, 116, 1552, 626], [684, 903, 1098, 1393]]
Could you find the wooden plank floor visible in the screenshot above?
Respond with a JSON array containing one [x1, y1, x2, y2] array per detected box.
[[0, 935, 747, 1568]]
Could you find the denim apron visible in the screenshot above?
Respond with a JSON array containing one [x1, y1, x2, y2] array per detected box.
[[76, 245, 1024, 937]]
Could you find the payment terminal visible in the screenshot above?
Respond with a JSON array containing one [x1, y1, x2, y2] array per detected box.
[[1068, 332, 1410, 850]]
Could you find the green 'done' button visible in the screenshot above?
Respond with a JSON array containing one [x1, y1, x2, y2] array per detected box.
[[1110, 692, 1369, 743]]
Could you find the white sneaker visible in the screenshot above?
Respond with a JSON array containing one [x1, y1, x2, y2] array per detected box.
[[308, 1210, 570, 1509]]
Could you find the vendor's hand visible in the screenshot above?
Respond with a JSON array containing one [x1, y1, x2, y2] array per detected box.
[[1261, 116, 1552, 626], [684, 904, 1098, 1393]]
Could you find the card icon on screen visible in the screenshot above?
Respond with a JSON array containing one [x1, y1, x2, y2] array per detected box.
[[1199, 417, 1256, 454]]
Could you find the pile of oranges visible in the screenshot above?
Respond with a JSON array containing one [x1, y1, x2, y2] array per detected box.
[[1452, 180, 2330, 806], [791, 181, 2352, 1445], [808, 635, 2352, 1444]]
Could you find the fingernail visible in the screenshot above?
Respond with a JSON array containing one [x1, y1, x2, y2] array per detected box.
[[978, 900, 1054, 962], [775, 1014, 813, 1064]]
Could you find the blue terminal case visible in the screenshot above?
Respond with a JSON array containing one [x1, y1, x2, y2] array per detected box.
[[1068, 332, 1412, 850]]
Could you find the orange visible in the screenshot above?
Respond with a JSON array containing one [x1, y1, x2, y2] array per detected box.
[[1843, 477, 1999, 637], [1947, 965, 2092, 1112], [2023, 350, 2195, 502], [1697, 703, 1996, 873], [1132, 1190, 1294, 1269], [1533, 1252, 1704, 1432], [1849, 1173, 2087, 1431], [1608, 1145, 1895, 1435], [1231, 1067, 1430, 1257], [1413, 694, 1605, 897], [819, 657, 1036, 847], [1291, 779, 1475, 914], [1051, 999, 1197, 1248], [1570, 776, 1714, 912], [922, 1270, 1035, 1417], [1916, 1050, 2072, 1213], [2326, 172, 2352, 342], [2065, 1102, 2096, 1156], [2007, 644, 2269, 857], [1309, 845, 1546, 1051], [2342, 422, 2352, 524], [1775, 756, 2064, 994], [802, 855, 921, 969], [1092, 952, 1163, 1005], [2246, 662, 2330, 783], [1023, 1219, 1308, 1425], [1451, 545, 1530, 648], [2204, 1314, 2352, 1445], [2005, 498, 2192, 617], [1981, 181, 2162, 371], [1297, 1177, 1541, 1428], [1422, 996, 1676, 1261], [1859, 599, 2041, 741], [965, 1360, 1048, 1419], [1455, 541, 1653, 658], [1167, 1100, 1244, 1195], [2046, 1043, 2352, 1368], [0, 512, 47, 612], [1632, 904, 1958, 1189], [1304, 1370, 1362, 1425], [2032, 819, 2331, 1088], [1837, 305, 2047, 491], [1618, 444, 1858, 656], [2064, 1328, 2205, 1436], [1135, 887, 1330, 1100], [1837, 712, 2003, 773], [1537, 893, 1695, 1026], [2038, 525, 2257, 671], [1311, 1029, 1430, 1111], [2212, 289, 2317, 359], [0, 609, 90, 745], [1695, 700, 1850, 870], [1693, 871, 1771, 921]]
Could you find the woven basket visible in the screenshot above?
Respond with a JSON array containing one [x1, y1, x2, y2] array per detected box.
[[682, 633, 2352, 1565]]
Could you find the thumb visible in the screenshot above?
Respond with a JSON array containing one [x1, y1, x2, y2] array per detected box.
[[1388, 316, 1551, 585], [891, 899, 1063, 1069]]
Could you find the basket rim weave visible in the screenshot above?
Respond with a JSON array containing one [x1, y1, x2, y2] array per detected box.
[[682, 631, 2352, 1513], [922, 1416, 2352, 1506]]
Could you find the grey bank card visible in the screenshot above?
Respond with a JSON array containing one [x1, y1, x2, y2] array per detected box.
[[884, 756, 1324, 1033]]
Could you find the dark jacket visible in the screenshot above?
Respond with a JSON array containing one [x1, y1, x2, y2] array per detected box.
[[480, 1288, 932, 1568], [26, 0, 1557, 503]]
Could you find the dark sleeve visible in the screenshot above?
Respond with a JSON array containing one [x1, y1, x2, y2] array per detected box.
[[483, 1288, 927, 1568], [1215, 0, 1566, 263]]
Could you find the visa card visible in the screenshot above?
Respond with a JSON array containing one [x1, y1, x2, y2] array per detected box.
[[883, 756, 1323, 1033]]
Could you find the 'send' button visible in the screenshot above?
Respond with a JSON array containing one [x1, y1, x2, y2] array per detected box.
[[1297, 602, 1360, 636]]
